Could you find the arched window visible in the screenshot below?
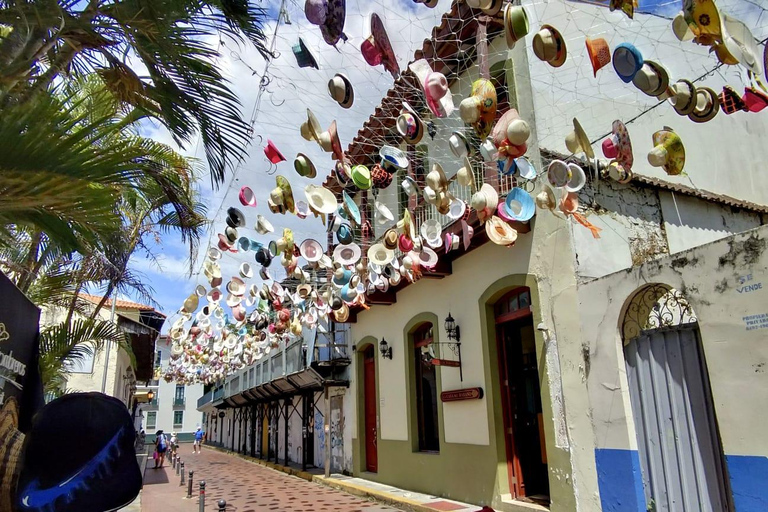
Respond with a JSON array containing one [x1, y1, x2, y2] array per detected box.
[[413, 323, 439, 453]]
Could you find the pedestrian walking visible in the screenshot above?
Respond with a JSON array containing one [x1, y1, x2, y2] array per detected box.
[[154, 430, 168, 468], [170, 431, 179, 457], [193, 426, 205, 453]]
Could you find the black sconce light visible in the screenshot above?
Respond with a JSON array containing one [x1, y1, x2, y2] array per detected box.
[[379, 338, 393, 360], [445, 312, 461, 342]]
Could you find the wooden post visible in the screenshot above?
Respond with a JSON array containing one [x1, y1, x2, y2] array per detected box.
[[284, 398, 289, 466], [324, 386, 331, 477]]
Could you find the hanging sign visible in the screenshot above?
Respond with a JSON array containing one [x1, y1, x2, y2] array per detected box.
[[440, 387, 483, 402], [432, 359, 460, 367]]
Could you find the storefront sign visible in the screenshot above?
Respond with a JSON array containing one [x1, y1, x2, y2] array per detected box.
[[432, 359, 460, 367], [441, 387, 483, 402]]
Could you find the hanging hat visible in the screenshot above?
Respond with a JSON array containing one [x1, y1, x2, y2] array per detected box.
[[416, 247, 439, 269], [397, 112, 423, 145], [610, 0, 635, 18], [425, 163, 450, 193], [492, 109, 524, 148], [294, 154, 317, 179], [398, 234, 414, 253], [672, 11, 695, 41], [648, 128, 685, 176], [304, 184, 337, 215], [565, 163, 586, 192], [227, 207, 246, 228], [743, 87, 768, 113], [255, 246, 272, 267], [444, 233, 460, 253], [409, 59, 455, 118], [585, 38, 611, 77], [383, 229, 399, 250], [227, 277, 246, 297], [420, 219, 443, 249], [535, 184, 559, 212], [401, 176, 418, 197], [479, 137, 497, 162], [532, 25, 567, 68], [237, 237, 256, 253], [370, 164, 393, 190], [515, 157, 537, 180], [605, 160, 633, 184], [264, 140, 285, 164], [275, 176, 296, 214], [361, 13, 399, 78], [504, 188, 536, 222], [459, 79, 497, 138], [504, 4, 529, 49], [226, 293, 242, 308], [719, 85, 747, 114], [612, 43, 643, 83], [466, 0, 503, 16], [297, 239, 322, 263], [225, 226, 238, 244], [564, 118, 595, 159], [239, 186, 257, 207], [456, 156, 475, 190], [486, 216, 518, 246], [311, 0, 346, 46], [337, 224, 353, 245], [375, 201, 395, 225], [683, 0, 722, 45], [292, 37, 319, 69], [380, 146, 408, 173], [368, 243, 395, 266], [334, 161, 352, 187], [446, 198, 466, 221], [559, 190, 580, 215], [601, 120, 633, 169], [666, 79, 696, 116], [328, 73, 354, 108], [317, 120, 344, 161], [333, 303, 350, 323], [461, 220, 474, 250], [300, 109, 322, 144], [688, 87, 720, 123], [547, 159, 571, 188], [255, 214, 274, 235], [632, 61, 670, 97], [717, 14, 761, 75], [207, 247, 222, 261], [449, 131, 472, 159], [412, 0, 438, 7], [350, 165, 372, 190], [342, 191, 361, 225]]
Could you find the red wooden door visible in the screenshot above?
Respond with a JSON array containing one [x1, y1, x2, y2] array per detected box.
[[363, 346, 378, 472]]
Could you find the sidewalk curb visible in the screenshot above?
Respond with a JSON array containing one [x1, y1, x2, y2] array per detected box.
[[201, 445, 451, 512]]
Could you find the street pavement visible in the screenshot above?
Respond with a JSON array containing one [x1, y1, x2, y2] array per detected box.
[[140, 447, 400, 512]]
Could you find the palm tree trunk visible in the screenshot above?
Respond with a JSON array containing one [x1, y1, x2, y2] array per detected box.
[[17, 231, 42, 293]]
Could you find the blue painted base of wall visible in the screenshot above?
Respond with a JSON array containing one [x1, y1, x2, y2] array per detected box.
[[595, 449, 646, 512], [726, 455, 768, 512]]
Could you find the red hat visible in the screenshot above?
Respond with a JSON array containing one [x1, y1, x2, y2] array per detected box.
[[264, 139, 286, 164]]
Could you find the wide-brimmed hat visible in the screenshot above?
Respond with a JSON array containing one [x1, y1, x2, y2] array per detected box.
[[532, 25, 567, 67], [717, 14, 761, 75], [380, 145, 408, 172], [479, 137, 497, 162], [224, 226, 238, 244], [535, 184, 558, 212], [255, 214, 274, 235], [397, 111, 423, 145], [466, 0, 503, 16], [449, 131, 472, 159], [688, 87, 720, 123], [504, 188, 535, 222], [585, 37, 611, 77], [648, 128, 685, 176], [633, 60, 670, 97], [342, 191, 361, 225], [683, 0, 722, 45], [317, 120, 344, 161], [456, 156, 475, 190], [446, 198, 466, 221], [294, 153, 317, 179], [337, 224, 353, 244], [613, 43, 643, 83], [547, 159, 571, 188], [227, 277, 246, 296], [368, 243, 395, 266], [420, 218, 443, 248], [239, 262, 253, 279], [459, 79, 497, 138], [564, 163, 586, 192], [300, 109, 322, 144], [305, 184, 337, 215], [328, 73, 354, 108], [225, 292, 242, 308], [564, 118, 595, 159], [375, 201, 395, 225], [402, 176, 418, 197], [264, 140, 285, 164], [486, 216, 518, 246], [514, 157, 537, 180], [504, 4, 529, 49], [666, 79, 696, 115], [409, 59, 455, 118], [350, 165, 372, 190], [300, 238, 324, 262], [239, 186, 257, 207], [383, 229, 399, 250], [471, 183, 499, 222], [227, 207, 246, 228], [601, 120, 633, 169], [207, 247, 222, 261], [305, 0, 346, 46], [361, 13, 399, 77], [610, 0, 634, 18], [416, 247, 439, 269], [292, 37, 319, 69]]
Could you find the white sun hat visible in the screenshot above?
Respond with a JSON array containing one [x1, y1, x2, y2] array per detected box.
[[239, 262, 253, 279], [368, 243, 395, 266], [333, 243, 362, 266]]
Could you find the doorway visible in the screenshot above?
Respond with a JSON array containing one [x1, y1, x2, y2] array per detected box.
[[495, 287, 549, 504], [363, 345, 378, 472]]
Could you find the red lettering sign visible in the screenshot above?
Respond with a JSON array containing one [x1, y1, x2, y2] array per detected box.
[[432, 359, 461, 367], [440, 388, 484, 402]]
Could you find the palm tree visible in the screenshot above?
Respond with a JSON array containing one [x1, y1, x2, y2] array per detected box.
[[0, 0, 271, 185]]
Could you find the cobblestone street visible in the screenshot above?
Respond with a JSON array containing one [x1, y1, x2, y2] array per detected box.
[[141, 447, 399, 512]]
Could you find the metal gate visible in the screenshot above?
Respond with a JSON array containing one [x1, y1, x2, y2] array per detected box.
[[625, 325, 730, 512]]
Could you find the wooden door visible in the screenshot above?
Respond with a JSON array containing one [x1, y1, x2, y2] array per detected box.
[[363, 346, 378, 472]]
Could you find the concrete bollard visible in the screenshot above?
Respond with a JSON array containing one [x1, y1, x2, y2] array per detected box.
[[187, 471, 194, 498], [172, 454, 176, 469], [199, 481, 206, 512], [180, 462, 185, 486], [218, 499, 227, 511], [176, 458, 181, 476]]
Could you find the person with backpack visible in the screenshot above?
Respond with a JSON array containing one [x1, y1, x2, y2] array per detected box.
[[193, 426, 205, 454], [154, 430, 168, 469]]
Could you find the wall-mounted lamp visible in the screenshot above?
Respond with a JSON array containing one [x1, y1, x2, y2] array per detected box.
[[147, 390, 155, 402], [379, 338, 393, 360], [445, 312, 461, 342]]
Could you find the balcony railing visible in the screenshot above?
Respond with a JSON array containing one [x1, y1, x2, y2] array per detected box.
[[212, 386, 224, 401], [197, 390, 213, 409], [144, 398, 159, 408], [173, 397, 186, 407]]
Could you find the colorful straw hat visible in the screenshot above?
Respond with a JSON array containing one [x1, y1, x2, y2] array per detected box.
[[585, 37, 611, 77], [350, 165, 372, 190], [264, 140, 285, 164], [336, 224, 353, 245], [532, 25, 567, 67], [486, 216, 518, 246], [342, 191, 361, 225], [648, 127, 685, 176], [318, 0, 347, 46], [683, 0, 723, 45], [459, 79, 497, 139], [239, 186, 257, 207], [504, 188, 536, 222], [409, 59, 455, 118], [610, 0, 635, 19], [328, 73, 354, 108], [601, 120, 633, 169], [275, 176, 296, 214], [719, 85, 747, 114], [397, 108, 423, 145], [613, 43, 643, 83], [380, 145, 408, 172], [361, 13, 399, 77], [564, 118, 595, 159], [294, 154, 317, 178], [504, 4, 529, 49]]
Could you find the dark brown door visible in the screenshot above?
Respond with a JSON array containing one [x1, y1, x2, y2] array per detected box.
[[363, 346, 378, 472], [495, 288, 549, 504]]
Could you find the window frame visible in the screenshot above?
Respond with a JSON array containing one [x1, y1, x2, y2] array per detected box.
[[146, 411, 157, 430], [173, 410, 184, 428]]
